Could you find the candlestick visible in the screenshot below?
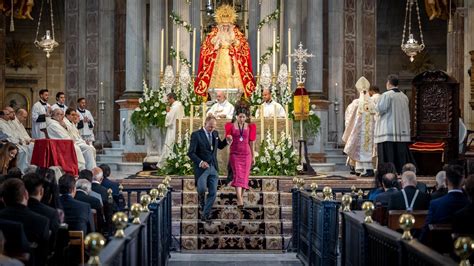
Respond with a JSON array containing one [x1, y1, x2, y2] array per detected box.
[[272, 29, 276, 75], [285, 104, 289, 136], [288, 28, 291, 73], [273, 105, 277, 143], [160, 29, 164, 73], [190, 105, 194, 132], [202, 103, 206, 126], [257, 29, 261, 75], [178, 117, 182, 139], [192, 28, 196, 76], [176, 28, 180, 73], [260, 106, 264, 142]]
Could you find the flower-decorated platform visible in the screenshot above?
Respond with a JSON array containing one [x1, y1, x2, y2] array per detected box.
[[120, 172, 436, 250]]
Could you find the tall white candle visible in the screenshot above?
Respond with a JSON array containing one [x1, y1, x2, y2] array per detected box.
[[273, 105, 277, 143], [160, 29, 164, 74], [192, 28, 196, 76], [272, 29, 276, 75], [176, 28, 180, 73], [288, 28, 291, 73], [285, 104, 289, 136], [260, 105, 264, 141], [202, 103, 206, 126], [190, 105, 194, 132], [257, 29, 261, 75]]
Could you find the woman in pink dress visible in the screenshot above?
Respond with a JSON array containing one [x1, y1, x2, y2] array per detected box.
[[225, 107, 256, 207]]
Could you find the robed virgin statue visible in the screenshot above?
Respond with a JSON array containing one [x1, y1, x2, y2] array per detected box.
[[194, 5, 256, 100]]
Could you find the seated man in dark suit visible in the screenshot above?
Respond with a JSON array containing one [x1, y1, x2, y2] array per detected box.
[[388, 171, 431, 211], [58, 174, 95, 234], [431, 170, 448, 200], [91, 167, 115, 232], [421, 164, 470, 242], [0, 178, 50, 265], [375, 173, 399, 206], [98, 164, 119, 195], [452, 175, 474, 235], [74, 179, 105, 232], [402, 163, 428, 193]]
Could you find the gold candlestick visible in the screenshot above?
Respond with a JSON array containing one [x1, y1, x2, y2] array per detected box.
[[160, 28, 165, 73]]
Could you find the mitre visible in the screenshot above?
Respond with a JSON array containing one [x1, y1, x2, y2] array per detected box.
[[355, 76, 370, 93]]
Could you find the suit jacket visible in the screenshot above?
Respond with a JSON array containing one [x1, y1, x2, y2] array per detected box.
[[75, 190, 105, 229], [101, 177, 120, 195], [28, 198, 60, 235], [416, 182, 428, 193], [188, 128, 227, 182], [374, 188, 399, 206], [452, 204, 474, 235], [91, 182, 115, 230], [431, 187, 448, 200], [59, 194, 94, 234], [388, 186, 431, 211]]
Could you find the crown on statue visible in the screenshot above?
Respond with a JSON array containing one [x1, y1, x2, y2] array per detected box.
[[215, 5, 237, 24]]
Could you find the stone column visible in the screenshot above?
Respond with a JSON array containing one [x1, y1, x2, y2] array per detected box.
[[172, 0, 191, 73], [0, 15, 5, 108], [328, 0, 344, 147], [260, 0, 278, 72], [465, 0, 474, 129], [124, 0, 145, 97], [190, 0, 201, 76], [149, 0, 167, 89], [283, 0, 302, 90], [248, 0, 260, 73], [305, 0, 323, 93]]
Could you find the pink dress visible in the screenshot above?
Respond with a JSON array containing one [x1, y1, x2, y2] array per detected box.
[[225, 122, 257, 189]]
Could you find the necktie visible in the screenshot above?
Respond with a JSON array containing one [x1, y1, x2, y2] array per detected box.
[[208, 132, 213, 149]]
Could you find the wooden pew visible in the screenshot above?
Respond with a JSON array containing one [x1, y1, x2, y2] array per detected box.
[[68, 231, 84, 265], [387, 210, 428, 231]]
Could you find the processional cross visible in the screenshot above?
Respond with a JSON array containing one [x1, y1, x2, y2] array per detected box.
[[290, 42, 314, 86]]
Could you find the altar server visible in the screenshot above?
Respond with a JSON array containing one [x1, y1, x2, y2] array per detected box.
[[32, 89, 51, 139], [51, 91, 68, 113], [255, 88, 286, 118], [77, 98, 95, 144]]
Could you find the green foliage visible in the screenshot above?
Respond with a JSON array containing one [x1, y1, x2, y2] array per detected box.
[[158, 132, 194, 175], [252, 131, 298, 176]]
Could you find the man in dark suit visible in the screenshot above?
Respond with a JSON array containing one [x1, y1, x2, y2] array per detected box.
[[0, 178, 50, 265], [99, 164, 120, 195], [402, 163, 428, 193], [23, 173, 60, 241], [91, 167, 115, 232], [58, 174, 95, 234], [188, 115, 229, 222], [453, 175, 474, 235], [375, 173, 399, 206], [75, 179, 105, 232], [388, 171, 431, 211]]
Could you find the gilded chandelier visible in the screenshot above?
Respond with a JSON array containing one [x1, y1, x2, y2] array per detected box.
[[401, 0, 425, 62]]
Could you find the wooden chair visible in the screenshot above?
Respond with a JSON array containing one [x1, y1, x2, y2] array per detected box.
[[91, 209, 98, 232], [68, 231, 85, 265], [387, 210, 428, 231]]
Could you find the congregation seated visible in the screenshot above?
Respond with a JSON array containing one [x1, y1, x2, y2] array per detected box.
[[91, 167, 116, 233], [388, 171, 431, 211], [368, 162, 397, 201], [402, 163, 428, 193], [58, 174, 95, 234], [0, 178, 50, 265], [0, 230, 26, 265], [36, 167, 62, 210], [79, 169, 103, 205], [431, 170, 448, 200], [374, 173, 398, 207], [99, 164, 125, 210], [420, 164, 469, 242], [0, 143, 18, 176], [75, 179, 105, 232], [452, 175, 474, 235]]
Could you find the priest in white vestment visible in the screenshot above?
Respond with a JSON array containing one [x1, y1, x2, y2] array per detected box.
[[46, 109, 86, 171], [31, 89, 51, 139], [51, 92, 68, 113], [157, 93, 185, 168], [0, 108, 34, 172], [342, 77, 376, 177], [207, 91, 235, 119], [64, 108, 97, 170], [77, 98, 95, 143], [255, 88, 286, 118], [374, 74, 415, 173]]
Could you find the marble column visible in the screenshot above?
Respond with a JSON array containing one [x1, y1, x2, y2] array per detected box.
[[0, 15, 5, 108], [149, 0, 167, 89], [248, 0, 260, 74], [260, 0, 278, 72], [328, 0, 344, 146], [173, 0, 191, 73], [284, 0, 302, 90], [305, 0, 323, 93], [123, 0, 145, 97]]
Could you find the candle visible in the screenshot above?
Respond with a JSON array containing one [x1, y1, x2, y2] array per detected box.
[[160, 28, 164, 73], [273, 105, 277, 143], [300, 120, 303, 140], [192, 28, 196, 76], [288, 28, 291, 73], [178, 117, 182, 139], [190, 105, 194, 132], [260, 106, 264, 142], [176, 28, 180, 73], [272, 29, 276, 75], [285, 104, 289, 136], [202, 103, 206, 126], [257, 29, 261, 75]]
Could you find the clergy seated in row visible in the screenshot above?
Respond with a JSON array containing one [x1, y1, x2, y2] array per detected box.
[[207, 91, 235, 119], [46, 109, 87, 171], [64, 108, 97, 170], [0, 107, 34, 173], [255, 88, 286, 118]]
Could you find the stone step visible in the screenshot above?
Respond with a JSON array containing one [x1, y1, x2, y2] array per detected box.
[[102, 147, 124, 156], [310, 163, 336, 173], [168, 252, 302, 265], [325, 154, 347, 165], [96, 154, 123, 163], [324, 147, 344, 156], [180, 234, 292, 250], [111, 141, 122, 148], [179, 219, 292, 236], [174, 205, 292, 221]]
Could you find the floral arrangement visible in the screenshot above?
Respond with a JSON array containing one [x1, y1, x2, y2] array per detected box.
[[169, 11, 193, 33], [130, 80, 168, 135], [252, 131, 298, 176], [257, 9, 280, 30], [169, 47, 192, 69], [176, 63, 202, 115], [158, 131, 194, 175], [259, 36, 280, 65], [293, 106, 321, 139]]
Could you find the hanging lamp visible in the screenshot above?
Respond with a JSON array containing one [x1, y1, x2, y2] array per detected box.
[[401, 0, 425, 62], [34, 0, 59, 58]]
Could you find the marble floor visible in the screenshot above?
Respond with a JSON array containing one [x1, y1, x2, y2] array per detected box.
[[168, 252, 303, 266]]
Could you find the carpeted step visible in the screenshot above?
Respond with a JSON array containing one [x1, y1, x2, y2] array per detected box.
[[180, 219, 292, 235], [176, 191, 293, 207], [172, 205, 293, 220], [180, 234, 292, 250]]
